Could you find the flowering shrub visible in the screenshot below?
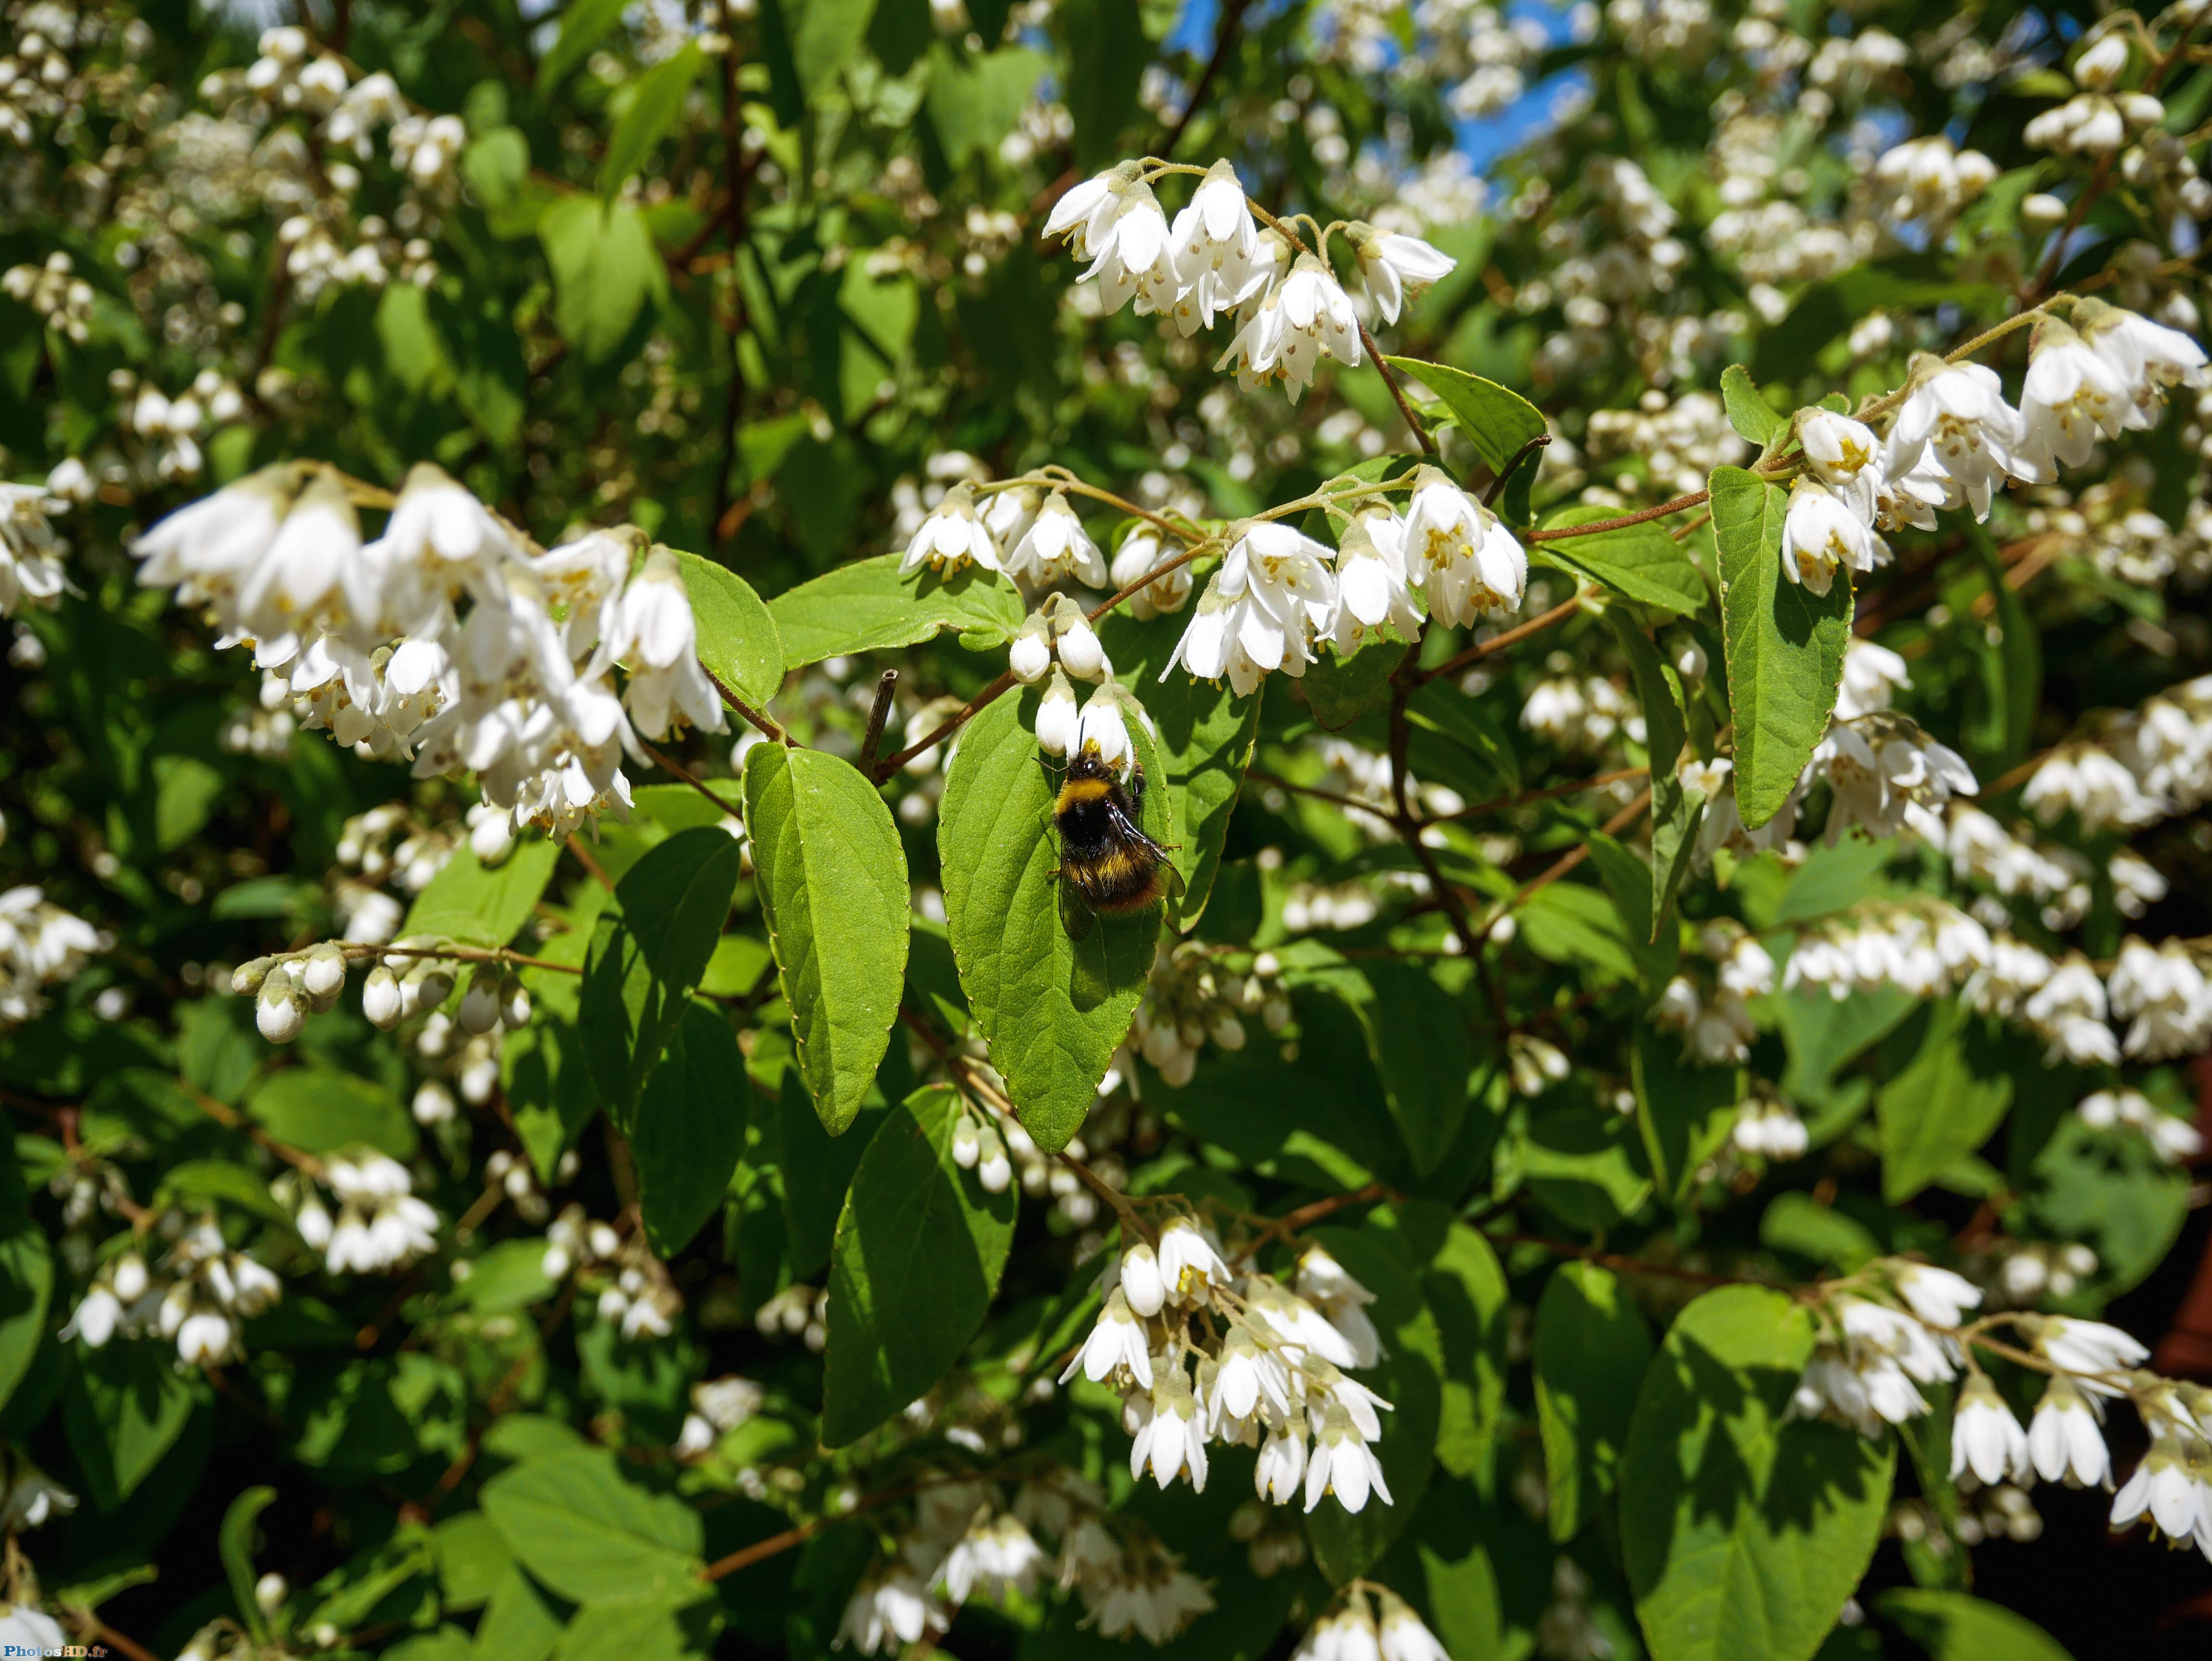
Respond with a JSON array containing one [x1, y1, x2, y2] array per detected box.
[[2, 2, 2211, 1659]]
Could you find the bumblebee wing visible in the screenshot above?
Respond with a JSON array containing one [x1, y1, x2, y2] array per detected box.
[[1104, 798, 1173, 864]]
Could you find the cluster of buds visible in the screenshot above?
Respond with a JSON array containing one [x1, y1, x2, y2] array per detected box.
[[673, 1375, 768, 1461], [838, 1471, 1213, 1653], [1729, 1092, 1809, 1161], [63, 1215, 280, 1367], [1507, 1032, 1571, 1097], [542, 1206, 683, 1341], [753, 1282, 827, 1350], [1654, 918, 1776, 1066], [1064, 1222, 1394, 1519], [2, 251, 92, 342], [481, 1148, 557, 1224], [1960, 1237, 2102, 1306], [948, 1105, 1015, 1194], [1290, 1583, 1451, 1661], [279, 1155, 439, 1275], [236, 933, 533, 1050], [2077, 1087, 2204, 1165], [1033, 672, 1155, 787], [1132, 944, 1289, 1087], [1007, 592, 1109, 685]]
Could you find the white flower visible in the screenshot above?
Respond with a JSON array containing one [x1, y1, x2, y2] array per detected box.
[[1035, 670, 1080, 757], [1009, 614, 1053, 684], [1053, 605, 1108, 681], [1003, 490, 1107, 588], [2015, 319, 2132, 479], [1303, 1404, 1391, 1513], [1796, 409, 1883, 519], [1164, 520, 1336, 695], [1216, 255, 1363, 401], [2028, 1375, 2111, 1487], [0, 1468, 76, 1531], [982, 484, 1040, 551], [837, 1568, 947, 1655], [1044, 161, 1141, 259], [939, 1513, 1046, 1603], [1243, 1280, 1358, 1370], [1109, 528, 1192, 619], [1060, 1287, 1153, 1389], [1779, 476, 1877, 596], [1076, 685, 1134, 775], [1376, 1589, 1451, 1661], [1833, 641, 1909, 723], [1119, 1242, 1166, 1318], [1255, 1422, 1308, 1504], [2075, 298, 2209, 426], [1078, 179, 1182, 317], [1348, 222, 1456, 325], [2111, 1432, 2199, 1544], [1130, 1366, 1209, 1490], [1209, 1326, 1293, 1427], [1166, 158, 1264, 334], [1327, 507, 1421, 653], [1893, 1263, 1981, 1329], [899, 482, 1000, 576], [1156, 1216, 1230, 1305], [2035, 1316, 2147, 1389], [1814, 713, 1978, 844], [1949, 1373, 2030, 1487], [0, 484, 67, 618], [1882, 357, 2026, 523], [2107, 937, 2212, 1062], [2075, 31, 2130, 91], [605, 550, 727, 740], [1401, 465, 1525, 624], [1297, 1245, 1382, 1369], [2022, 742, 2156, 832]]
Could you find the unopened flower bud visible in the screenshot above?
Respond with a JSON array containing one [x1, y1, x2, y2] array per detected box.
[[257, 976, 304, 1043], [458, 969, 501, 1034], [1036, 670, 1080, 758], [1054, 611, 1107, 681], [232, 956, 274, 996], [500, 974, 531, 1029], [255, 1573, 289, 1615], [951, 1114, 983, 1169], [362, 966, 403, 1028], [301, 943, 347, 1002], [1009, 614, 1053, 684]]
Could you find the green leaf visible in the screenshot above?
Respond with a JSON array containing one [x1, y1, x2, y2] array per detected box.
[[1620, 1286, 1892, 1661], [767, 554, 1023, 671], [539, 0, 629, 89], [1632, 1025, 1740, 1202], [539, 196, 668, 363], [400, 837, 561, 949], [475, 1568, 563, 1661], [1533, 506, 1708, 616], [504, 1019, 600, 1183], [821, 1086, 1017, 1446], [780, 0, 875, 98], [777, 1068, 882, 1279], [481, 1448, 705, 1604], [632, 1002, 748, 1256], [1425, 1221, 1510, 1493], [619, 826, 745, 998], [1607, 611, 1705, 937], [925, 46, 1051, 168], [1584, 834, 1682, 991], [579, 913, 665, 1124], [1385, 357, 1546, 474], [1877, 1003, 2014, 1205], [1304, 1224, 1444, 1581], [1759, 1193, 1879, 1271], [249, 1069, 417, 1160], [1709, 466, 1850, 830], [939, 691, 1162, 1151], [1360, 962, 1471, 1176], [671, 549, 784, 711], [1877, 1590, 2075, 1661], [1721, 364, 1788, 450], [456, 1238, 560, 1315], [1097, 610, 1263, 924], [1522, 1106, 1652, 1232], [64, 1343, 197, 1510], [222, 1486, 277, 1641], [743, 744, 910, 1135], [435, 1513, 514, 1612], [1301, 636, 1409, 729], [600, 44, 704, 200], [557, 1589, 720, 1661], [2027, 1113, 2188, 1295], [0, 1223, 53, 1416], [1535, 1263, 1652, 1541], [1062, 0, 1145, 168]]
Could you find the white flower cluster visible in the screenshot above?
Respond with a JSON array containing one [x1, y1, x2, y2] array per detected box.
[[1870, 136, 1997, 231], [135, 463, 728, 838], [280, 1154, 439, 1275], [2023, 32, 2165, 159], [63, 1216, 281, 1367], [2077, 1087, 2203, 1165], [2107, 936, 2212, 1062], [2, 250, 92, 341], [1065, 1226, 1395, 1518], [2027, 674, 2212, 833], [0, 884, 105, 1031], [1044, 158, 1454, 404], [673, 1374, 768, 1461], [0, 482, 69, 621], [1523, 665, 1638, 754], [1132, 943, 1290, 1087], [1292, 1584, 1451, 1661], [838, 1474, 1213, 1651], [542, 1205, 683, 1340], [1654, 919, 1776, 1066], [1731, 1093, 1809, 1160], [1944, 805, 2101, 933], [753, 1282, 827, 1350]]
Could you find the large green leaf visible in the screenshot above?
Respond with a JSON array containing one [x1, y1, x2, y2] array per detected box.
[[1425, 1221, 1510, 1493], [766, 554, 1023, 671], [671, 549, 784, 711], [1709, 467, 1850, 830], [821, 1086, 1016, 1445], [0, 1223, 51, 1416], [249, 1069, 416, 1160], [1877, 1002, 2014, 1204], [1535, 1262, 1652, 1541], [481, 1448, 704, 1604], [1632, 1025, 1741, 1201], [1720, 364, 1788, 450], [780, 0, 875, 97], [939, 691, 1162, 1150], [221, 1486, 278, 1640], [1534, 506, 1707, 616], [632, 1002, 749, 1256], [599, 44, 704, 200], [539, 0, 629, 88], [1097, 611, 1263, 925], [777, 1068, 883, 1279], [1620, 1286, 1892, 1661], [539, 196, 668, 363], [1359, 962, 1471, 1176], [1304, 1224, 1444, 1582], [1386, 357, 1546, 473], [926, 46, 1052, 167], [400, 837, 561, 948], [64, 1342, 198, 1510], [743, 743, 910, 1135], [557, 1590, 720, 1661], [1877, 1590, 2075, 1661], [620, 826, 746, 995], [1608, 610, 1706, 936], [580, 913, 665, 1126]]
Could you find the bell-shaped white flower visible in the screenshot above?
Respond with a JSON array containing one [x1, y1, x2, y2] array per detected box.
[[1008, 613, 1053, 684], [899, 482, 1000, 576], [1327, 507, 1421, 654], [1129, 1366, 1210, 1491], [1042, 159, 1143, 261], [1779, 476, 1878, 596], [1076, 684, 1135, 775], [1164, 520, 1336, 695], [2035, 1315, 2147, 1392], [2016, 317, 2132, 477], [1882, 356, 2026, 521], [1402, 466, 1525, 624], [1376, 1589, 1451, 1661], [2028, 1375, 2111, 1488], [982, 484, 1041, 553], [2075, 297, 2209, 427], [1078, 179, 1182, 318], [1109, 527, 1192, 619], [1004, 491, 1107, 588], [1796, 409, 1883, 519], [1119, 1242, 1166, 1318], [1892, 1262, 1981, 1329], [1034, 669, 1080, 758], [1166, 158, 1264, 334], [1348, 222, 1456, 324], [1060, 1286, 1153, 1389], [1215, 255, 1362, 402], [1155, 1216, 1230, 1305], [1949, 1372, 2030, 1487], [1834, 638, 1910, 719], [607, 550, 727, 739], [1254, 1422, 1308, 1504], [1302, 1404, 1391, 1513]]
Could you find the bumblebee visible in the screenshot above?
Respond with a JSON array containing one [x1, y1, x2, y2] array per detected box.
[[1050, 746, 1176, 915]]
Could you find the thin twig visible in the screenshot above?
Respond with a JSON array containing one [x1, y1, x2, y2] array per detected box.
[[1437, 765, 1650, 822], [874, 670, 1015, 780], [858, 669, 900, 771], [637, 737, 741, 818], [707, 669, 786, 741], [1504, 786, 1654, 910], [1483, 433, 1552, 507], [1417, 593, 1583, 685], [566, 833, 617, 894], [1360, 326, 1437, 454]]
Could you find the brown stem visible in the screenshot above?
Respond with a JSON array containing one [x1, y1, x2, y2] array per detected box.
[[707, 669, 786, 741], [858, 670, 900, 770], [1526, 488, 1709, 541], [637, 737, 741, 817], [1506, 786, 1654, 910], [1438, 765, 1650, 822], [565, 833, 617, 894], [1483, 433, 1551, 506], [1359, 326, 1437, 454], [874, 670, 1015, 781]]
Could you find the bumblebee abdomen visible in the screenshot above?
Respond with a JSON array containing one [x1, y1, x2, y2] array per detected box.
[[1062, 844, 1168, 913], [1052, 763, 1167, 914]]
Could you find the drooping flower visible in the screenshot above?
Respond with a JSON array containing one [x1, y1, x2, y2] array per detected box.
[[1326, 507, 1421, 653], [1401, 466, 1526, 624], [1949, 1373, 2030, 1487], [2015, 317, 2132, 478], [1167, 158, 1265, 334], [1346, 222, 1456, 324], [1003, 490, 1108, 588], [1779, 476, 1878, 596], [1216, 255, 1363, 401], [899, 482, 1000, 576], [1882, 356, 2027, 522], [1163, 520, 1336, 695]]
